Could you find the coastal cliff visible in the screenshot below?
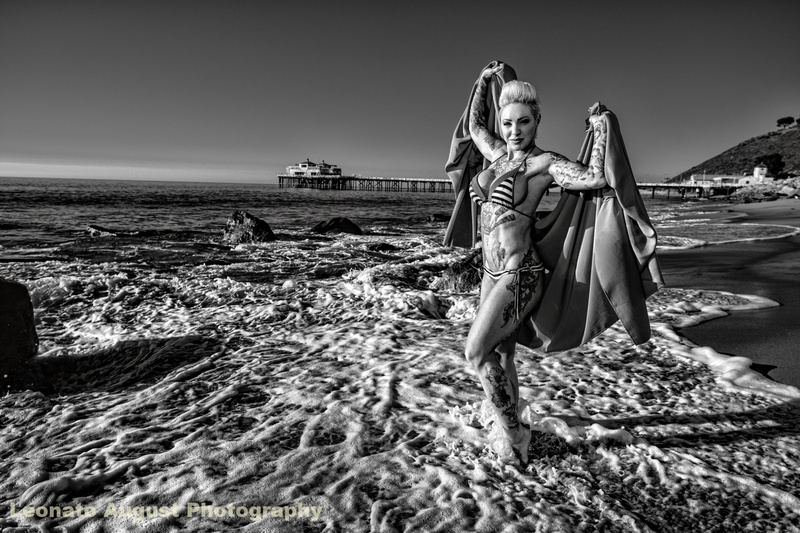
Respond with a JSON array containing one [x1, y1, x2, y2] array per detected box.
[[671, 126, 800, 182]]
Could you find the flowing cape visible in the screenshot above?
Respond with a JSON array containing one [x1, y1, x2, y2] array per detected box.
[[444, 65, 665, 352]]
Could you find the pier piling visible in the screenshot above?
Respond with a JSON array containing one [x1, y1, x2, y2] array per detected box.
[[278, 175, 453, 193], [636, 181, 744, 199]]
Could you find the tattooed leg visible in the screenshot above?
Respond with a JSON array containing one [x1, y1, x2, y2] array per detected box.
[[500, 250, 545, 329], [486, 366, 520, 429], [501, 268, 542, 327], [470, 349, 531, 464], [501, 275, 518, 328], [466, 306, 523, 435], [496, 337, 519, 408], [465, 255, 546, 465]]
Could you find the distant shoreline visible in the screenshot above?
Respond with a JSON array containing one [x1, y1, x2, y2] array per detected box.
[[658, 197, 800, 388], [721, 197, 800, 228]]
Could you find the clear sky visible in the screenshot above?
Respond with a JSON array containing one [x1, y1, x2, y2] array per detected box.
[[1, 0, 798, 183]]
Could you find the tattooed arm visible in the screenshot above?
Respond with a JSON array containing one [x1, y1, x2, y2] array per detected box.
[[468, 64, 507, 162], [547, 107, 609, 191]]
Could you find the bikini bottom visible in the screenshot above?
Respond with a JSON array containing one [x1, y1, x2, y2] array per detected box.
[[483, 261, 546, 322]]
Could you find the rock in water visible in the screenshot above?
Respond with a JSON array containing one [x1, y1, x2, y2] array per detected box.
[[0, 279, 39, 388], [222, 210, 275, 244], [366, 242, 398, 252], [310, 217, 363, 235]]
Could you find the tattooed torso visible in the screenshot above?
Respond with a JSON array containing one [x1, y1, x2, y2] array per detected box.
[[477, 126, 608, 273], [477, 153, 549, 272], [480, 202, 541, 272]]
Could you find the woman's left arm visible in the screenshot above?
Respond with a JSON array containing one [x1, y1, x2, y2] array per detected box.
[[547, 106, 609, 191]]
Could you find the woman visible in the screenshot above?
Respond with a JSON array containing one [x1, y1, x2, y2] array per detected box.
[[464, 62, 610, 464]]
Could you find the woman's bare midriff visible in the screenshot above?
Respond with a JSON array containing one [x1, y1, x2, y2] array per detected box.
[[480, 202, 542, 272]]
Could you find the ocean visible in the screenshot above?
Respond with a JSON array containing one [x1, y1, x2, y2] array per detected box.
[[2, 176, 794, 257], [0, 177, 467, 250], [2, 176, 800, 532]]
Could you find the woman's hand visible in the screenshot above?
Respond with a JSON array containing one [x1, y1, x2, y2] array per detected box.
[[586, 102, 608, 129], [480, 61, 505, 81], [588, 101, 607, 116]]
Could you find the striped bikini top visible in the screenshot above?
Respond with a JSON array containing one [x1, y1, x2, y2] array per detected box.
[[469, 153, 533, 218]]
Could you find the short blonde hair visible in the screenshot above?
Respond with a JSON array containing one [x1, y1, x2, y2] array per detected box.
[[499, 80, 541, 123]]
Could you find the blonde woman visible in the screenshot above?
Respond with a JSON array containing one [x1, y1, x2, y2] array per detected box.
[[464, 62, 609, 463]]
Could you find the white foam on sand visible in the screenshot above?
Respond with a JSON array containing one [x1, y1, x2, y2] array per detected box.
[[2, 239, 800, 532], [657, 223, 800, 249]]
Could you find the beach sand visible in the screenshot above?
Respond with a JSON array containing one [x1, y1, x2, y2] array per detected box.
[[2, 200, 800, 532], [661, 198, 800, 388]]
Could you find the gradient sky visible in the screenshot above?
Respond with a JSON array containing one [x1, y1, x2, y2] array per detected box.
[[1, 0, 798, 183]]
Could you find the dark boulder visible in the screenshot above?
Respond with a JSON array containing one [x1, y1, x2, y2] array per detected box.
[[311, 217, 363, 235], [222, 210, 275, 244], [428, 213, 450, 222], [0, 279, 39, 388]]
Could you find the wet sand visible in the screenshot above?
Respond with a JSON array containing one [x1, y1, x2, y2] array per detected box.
[[659, 198, 800, 388]]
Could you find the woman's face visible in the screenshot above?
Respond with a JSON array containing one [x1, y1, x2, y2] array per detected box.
[[500, 103, 537, 152]]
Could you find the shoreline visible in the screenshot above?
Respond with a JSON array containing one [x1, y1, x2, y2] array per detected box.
[[658, 197, 800, 388]]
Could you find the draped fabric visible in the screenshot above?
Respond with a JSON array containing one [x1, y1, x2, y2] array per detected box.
[[444, 64, 665, 351], [516, 112, 665, 351]]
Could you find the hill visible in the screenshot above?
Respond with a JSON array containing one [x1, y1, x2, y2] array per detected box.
[[669, 125, 800, 183]]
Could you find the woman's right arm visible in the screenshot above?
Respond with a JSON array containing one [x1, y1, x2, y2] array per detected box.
[[468, 64, 507, 162], [547, 109, 609, 191]]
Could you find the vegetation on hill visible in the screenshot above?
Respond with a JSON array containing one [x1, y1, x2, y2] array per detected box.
[[670, 125, 800, 183]]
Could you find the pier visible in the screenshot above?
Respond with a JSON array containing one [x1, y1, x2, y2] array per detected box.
[[277, 174, 453, 193], [636, 180, 745, 199], [278, 175, 744, 198]]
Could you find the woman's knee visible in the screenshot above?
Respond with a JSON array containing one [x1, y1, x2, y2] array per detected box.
[[464, 339, 491, 369], [464, 344, 482, 369]]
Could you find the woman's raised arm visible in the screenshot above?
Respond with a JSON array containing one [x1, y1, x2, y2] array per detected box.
[[468, 63, 507, 162], [548, 104, 609, 191]]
